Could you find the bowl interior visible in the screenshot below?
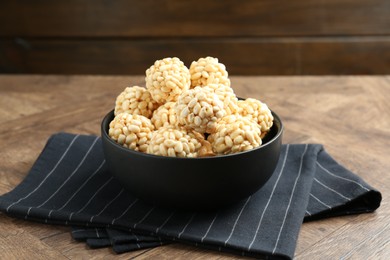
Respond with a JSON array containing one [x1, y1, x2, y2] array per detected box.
[[102, 110, 282, 159], [101, 109, 283, 210]]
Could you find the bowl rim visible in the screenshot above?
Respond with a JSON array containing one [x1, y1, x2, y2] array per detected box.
[[101, 109, 283, 160]]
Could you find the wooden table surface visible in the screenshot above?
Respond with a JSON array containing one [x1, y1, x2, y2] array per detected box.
[[0, 75, 389, 259]]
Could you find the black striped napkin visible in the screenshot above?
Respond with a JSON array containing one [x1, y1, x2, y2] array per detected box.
[[0, 133, 381, 259]]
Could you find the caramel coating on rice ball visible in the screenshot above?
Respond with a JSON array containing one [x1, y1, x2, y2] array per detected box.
[[175, 86, 226, 134], [189, 57, 230, 88], [145, 57, 191, 104], [207, 114, 262, 155], [151, 102, 178, 129], [109, 113, 155, 152], [238, 98, 274, 136], [146, 126, 203, 158], [114, 86, 159, 118], [207, 83, 239, 115]]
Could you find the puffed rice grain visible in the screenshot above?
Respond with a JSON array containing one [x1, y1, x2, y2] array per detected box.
[[109, 113, 155, 152], [175, 86, 226, 134], [207, 114, 262, 155], [151, 101, 178, 129], [146, 126, 203, 158], [238, 98, 274, 137], [206, 83, 239, 115], [114, 86, 159, 118], [145, 57, 191, 104], [189, 57, 230, 88]]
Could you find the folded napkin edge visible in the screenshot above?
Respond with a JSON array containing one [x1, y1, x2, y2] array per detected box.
[[304, 190, 381, 222]]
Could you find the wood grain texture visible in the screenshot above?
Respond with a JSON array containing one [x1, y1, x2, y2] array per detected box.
[[0, 215, 69, 260], [1, 37, 390, 75], [0, 75, 389, 259], [1, 1, 389, 75], [1, 0, 389, 37]]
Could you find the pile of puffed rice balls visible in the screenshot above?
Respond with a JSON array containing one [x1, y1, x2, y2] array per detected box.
[[109, 56, 274, 158]]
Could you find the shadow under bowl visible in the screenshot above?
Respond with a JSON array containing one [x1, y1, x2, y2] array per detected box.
[[101, 110, 283, 210]]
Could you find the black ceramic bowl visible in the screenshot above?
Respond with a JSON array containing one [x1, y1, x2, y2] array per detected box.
[[101, 110, 283, 210]]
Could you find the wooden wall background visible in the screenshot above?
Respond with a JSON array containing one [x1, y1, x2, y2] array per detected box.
[[0, 0, 389, 75]]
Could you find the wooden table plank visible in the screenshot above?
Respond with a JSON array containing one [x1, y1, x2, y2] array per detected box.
[[137, 243, 250, 259], [1, 215, 69, 259], [2, 0, 390, 37], [296, 209, 390, 259], [0, 75, 388, 259]]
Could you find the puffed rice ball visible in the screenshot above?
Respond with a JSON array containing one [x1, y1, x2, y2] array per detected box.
[[146, 126, 203, 158], [175, 86, 226, 134], [151, 102, 178, 129], [207, 114, 262, 155], [189, 57, 230, 88], [114, 86, 159, 118], [238, 98, 274, 137], [145, 57, 191, 104], [109, 113, 155, 152], [207, 83, 239, 115]]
